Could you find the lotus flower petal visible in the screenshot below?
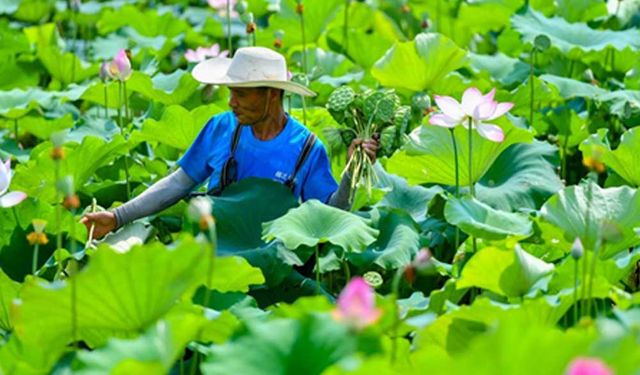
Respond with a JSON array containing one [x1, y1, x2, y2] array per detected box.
[[475, 122, 504, 142], [461, 87, 487, 116], [0, 191, 27, 208], [482, 88, 496, 103], [332, 277, 381, 329], [0, 160, 11, 196], [208, 0, 238, 16], [487, 102, 514, 121], [184, 49, 200, 63], [473, 100, 498, 120], [434, 95, 465, 121], [566, 358, 613, 375], [109, 49, 132, 81], [429, 113, 460, 128]]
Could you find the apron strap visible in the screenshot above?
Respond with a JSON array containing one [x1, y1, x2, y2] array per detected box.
[[284, 133, 317, 192], [207, 123, 243, 196]]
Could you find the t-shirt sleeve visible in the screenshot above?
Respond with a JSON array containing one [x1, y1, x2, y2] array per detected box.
[[177, 116, 218, 184], [300, 140, 339, 203]]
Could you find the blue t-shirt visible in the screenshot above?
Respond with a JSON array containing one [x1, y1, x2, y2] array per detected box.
[[178, 111, 338, 202]]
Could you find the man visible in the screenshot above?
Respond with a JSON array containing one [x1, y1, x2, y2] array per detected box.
[[82, 47, 378, 238]]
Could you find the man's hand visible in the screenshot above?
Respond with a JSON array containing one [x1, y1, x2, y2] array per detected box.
[[347, 135, 380, 164], [80, 211, 117, 240]]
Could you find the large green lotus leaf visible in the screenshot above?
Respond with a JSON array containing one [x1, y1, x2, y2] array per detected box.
[[0, 0, 19, 14], [262, 200, 379, 253], [0, 114, 73, 140], [539, 74, 608, 99], [0, 59, 39, 90], [203, 256, 266, 293], [257, 0, 342, 48], [96, 4, 189, 37], [505, 75, 561, 120], [12, 135, 129, 203], [11, 239, 205, 348], [210, 178, 300, 286], [202, 315, 355, 375], [540, 181, 640, 259], [549, 248, 640, 294], [0, 85, 87, 118], [348, 208, 421, 270], [512, 8, 640, 54], [74, 304, 236, 374], [37, 47, 98, 85], [468, 52, 530, 88], [83, 70, 200, 107], [595, 90, 640, 121], [374, 164, 442, 222], [581, 128, 640, 187], [371, 33, 467, 92], [556, 0, 607, 22], [133, 104, 223, 150], [444, 197, 534, 241], [414, 312, 592, 374], [0, 335, 65, 375], [0, 269, 20, 331], [387, 119, 533, 186], [457, 245, 554, 298], [475, 140, 563, 211]]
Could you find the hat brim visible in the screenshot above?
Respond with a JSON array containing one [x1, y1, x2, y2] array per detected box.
[[192, 57, 316, 97]]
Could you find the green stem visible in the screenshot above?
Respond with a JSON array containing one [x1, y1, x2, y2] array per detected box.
[[71, 261, 78, 347], [189, 352, 199, 375], [226, 0, 232, 56], [573, 257, 579, 324], [13, 119, 18, 143], [299, 4, 308, 126], [561, 136, 569, 183], [202, 219, 217, 308], [32, 244, 39, 275], [568, 59, 575, 78], [123, 80, 130, 126], [342, 257, 351, 282], [117, 81, 131, 200], [468, 119, 477, 255], [529, 49, 535, 128], [55, 160, 62, 250], [390, 269, 402, 364], [586, 239, 601, 316], [449, 128, 460, 250], [104, 83, 109, 118], [342, 0, 350, 55], [314, 245, 320, 294]]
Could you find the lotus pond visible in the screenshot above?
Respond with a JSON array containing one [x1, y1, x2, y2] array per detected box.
[[1, 0, 640, 374]]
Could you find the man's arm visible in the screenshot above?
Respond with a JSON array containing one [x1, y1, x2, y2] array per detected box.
[[81, 168, 197, 238], [327, 173, 352, 210]]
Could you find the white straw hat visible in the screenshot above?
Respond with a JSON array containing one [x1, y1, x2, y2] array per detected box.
[[192, 47, 316, 97]]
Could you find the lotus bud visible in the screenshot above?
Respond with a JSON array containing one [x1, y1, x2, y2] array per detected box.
[[234, 0, 248, 14], [99, 61, 111, 82], [108, 49, 133, 82], [187, 197, 214, 231], [295, 1, 304, 15], [421, 14, 429, 29], [245, 13, 256, 34], [332, 277, 381, 330], [565, 357, 613, 375], [570, 238, 583, 260]]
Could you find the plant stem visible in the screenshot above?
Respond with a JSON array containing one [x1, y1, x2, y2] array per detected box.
[[467, 119, 477, 254], [586, 238, 601, 316], [70, 260, 78, 348], [104, 83, 109, 118], [529, 49, 535, 128], [314, 245, 321, 294], [299, 3, 308, 126], [226, 0, 232, 56], [342, 257, 351, 282], [123, 80, 130, 125], [55, 160, 63, 250], [573, 257, 579, 324], [390, 269, 402, 364], [13, 119, 18, 144], [32, 244, 39, 275], [342, 0, 350, 55], [561, 136, 569, 182], [449, 128, 460, 249], [117, 81, 131, 200], [202, 218, 217, 308]]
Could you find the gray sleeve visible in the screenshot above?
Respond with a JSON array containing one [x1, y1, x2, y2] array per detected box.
[[327, 173, 352, 210], [111, 167, 197, 228]]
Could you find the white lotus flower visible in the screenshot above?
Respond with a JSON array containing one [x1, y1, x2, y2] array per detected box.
[[0, 159, 27, 208]]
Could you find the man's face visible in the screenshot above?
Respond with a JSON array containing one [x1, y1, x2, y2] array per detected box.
[[228, 87, 270, 125]]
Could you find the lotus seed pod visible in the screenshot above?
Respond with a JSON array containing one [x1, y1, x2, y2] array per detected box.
[[379, 126, 396, 156], [327, 86, 356, 112], [363, 271, 383, 288], [412, 92, 431, 111], [393, 105, 411, 140], [234, 0, 248, 14], [534, 34, 551, 51], [570, 238, 583, 260], [339, 128, 356, 146]]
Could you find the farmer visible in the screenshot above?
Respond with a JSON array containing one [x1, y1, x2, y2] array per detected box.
[[82, 47, 378, 239]]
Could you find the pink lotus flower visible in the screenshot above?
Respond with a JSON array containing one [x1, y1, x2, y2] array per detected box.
[[429, 87, 513, 142], [332, 277, 381, 330], [107, 49, 132, 81], [566, 358, 613, 375], [0, 159, 27, 208], [208, 0, 238, 17], [184, 44, 229, 63]]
